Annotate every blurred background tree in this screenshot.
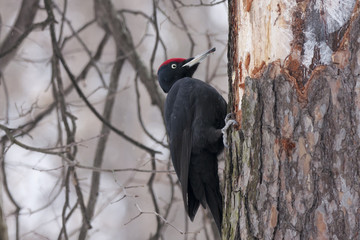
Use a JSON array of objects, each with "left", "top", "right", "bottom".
[{"left": 0, "top": 0, "right": 228, "bottom": 239}]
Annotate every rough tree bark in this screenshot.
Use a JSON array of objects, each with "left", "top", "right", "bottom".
[{"left": 223, "top": 0, "right": 360, "bottom": 239}]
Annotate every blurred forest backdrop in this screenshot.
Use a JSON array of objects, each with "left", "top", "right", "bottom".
[{"left": 0, "top": 0, "right": 228, "bottom": 239}]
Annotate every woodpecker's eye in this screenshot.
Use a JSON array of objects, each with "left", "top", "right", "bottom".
[{"left": 171, "top": 64, "right": 177, "bottom": 69}]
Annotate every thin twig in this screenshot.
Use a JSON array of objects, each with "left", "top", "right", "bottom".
[
  {"left": 0, "top": 124, "right": 66, "bottom": 155},
  {"left": 174, "top": 0, "right": 226, "bottom": 8},
  {"left": 125, "top": 203, "right": 198, "bottom": 236},
  {"left": 171, "top": 0, "right": 195, "bottom": 56},
  {"left": 134, "top": 75, "right": 168, "bottom": 148},
  {"left": 117, "top": 9, "right": 152, "bottom": 21},
  {"left": 74, "top": 163, "right": 174, "bottom": 174},
  {"left": 57, "top": 0, "right": 68, "bottom": 43},
  {"left": 53, "top": 3, "right": 107, "bottom": 87},
  {"left": 159, "top": 161, "right": 176, "bottom": 237},
  {"left": 60, "top": 19, "right": 97, "bottom": 50},
  {"left": 150, "top": 0, "right": 160, "bottom": 75},
  {"left": 148, "top": 153, "right": 162, "bottom": 240}
]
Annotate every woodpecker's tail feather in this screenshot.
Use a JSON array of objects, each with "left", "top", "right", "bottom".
[
  {"left": 205, "top": 177, "right": 223, "bottom": 234},
  {"left": 187, "top": 152, "right": 223, "bottom": 234},
  {"left": 187, "top": 183, "right": 200, "bottom": 221}
]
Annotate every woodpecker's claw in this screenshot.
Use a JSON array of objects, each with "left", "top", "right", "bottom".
[{"left": 222, "top": 113, "right": 238, "bottom": 148}]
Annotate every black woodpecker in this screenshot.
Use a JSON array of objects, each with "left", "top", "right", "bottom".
[{"left": 157, "top": 48, "right": 225, "bottom": 234}]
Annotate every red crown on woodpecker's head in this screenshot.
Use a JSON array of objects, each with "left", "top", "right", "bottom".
[{"left": 158, "top": 58, "right": 186, "bottom": 71}]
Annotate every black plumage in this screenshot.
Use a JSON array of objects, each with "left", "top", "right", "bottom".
[{"left": 157, "top": 48, "right": 226, "bottom": 233}]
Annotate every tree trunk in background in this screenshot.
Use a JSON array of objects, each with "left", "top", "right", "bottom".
[
  {"left": 0, "top": 1, "right": 39, "bottom": 240},
  {"left": 0, "top": 147, "right": 8, "bottom": 240},
  {"left": 223, "top": 0, "right": 360, "bottom": 239},
  {"left": 0, "top": 0, "right": 39, "bottom": 71}
]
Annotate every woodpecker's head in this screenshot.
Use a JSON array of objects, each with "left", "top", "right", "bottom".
[{"left": 157, "top": 47, "right": 216, "bottom": 93}]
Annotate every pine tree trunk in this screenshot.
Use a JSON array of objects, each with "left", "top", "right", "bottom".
[{"left": 223, "top": 1, "right": 360, "bottom": 239}]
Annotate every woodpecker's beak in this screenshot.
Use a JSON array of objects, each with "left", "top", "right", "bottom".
[{"left": 182, "top": 47, "right": 216, "bottom": 67}]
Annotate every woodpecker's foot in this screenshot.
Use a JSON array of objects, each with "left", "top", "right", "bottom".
[{"left": 222, "top": 113, "right": 238, "bottom": 148}]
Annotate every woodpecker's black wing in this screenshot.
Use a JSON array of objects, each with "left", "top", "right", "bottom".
[
  {"left": 164, "top": 78, "right": 194, "bottom": 215},
  {"left": 164, "top": 77, "right": 226, "bottom": 225}
]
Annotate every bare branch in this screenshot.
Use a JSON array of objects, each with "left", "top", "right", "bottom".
[
  {"left": 148, "top": 153, "right": 162, "bottom": 240},
  {"left": 150, "top": 0, "right": 160, "bottom": 75},
  {"left": 94, "top": 0, "right": 165, "bottom": 114},
  {"left": 117, "top": 9, "right": 152, "bottom": 22},
  {"left": 1, "top": 143, "right": 21, "bottom": 240},
  {"left": 0, "top": 142, "right": 9, "bottom": 240},
  {"left": 0, "top": 0, "right": 40, "bottom": 71},
  {"left": 170, "top": 0, "right": 195, "bottom": 56},
  {"left": 0, "top": 74, "right": 10, "bottom": 124},
  {"left": 174, "top": 0, "right": 226, "bottom": 8},
  {"left": 57, "top": 0, "right": 68, "bottom": 43},
  {"left": 45, "top": 0, "right": 160, "bottom": 155},
  {"left": 53, "top": 3, "right": 107, "bottom": 87},
  {"left": 60, "top": 19, "right": 97, "bottom": 50},
  {"left": 135, "top": 75, "right": 168, "bottom": 148},
  {"left": 58, "top": 169, "right": 71, "bottom": 240},
  {"left": 125, "top": 203, "right": 199, "bottom": 236},
  {"left": 0, "top": 124, "right": 66, "bottom": 155},
  {"left": 78, "top": 45, "right": 125, "bottom": 240},
  {"left": 74, "top": 163, "right": 174, "bottom": 174},
  {"left": 45, "top": 2, "right": 91, "bottom": 233},
  {"left": 0, "top": 32, "right": 109, "bottom": 146}
]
